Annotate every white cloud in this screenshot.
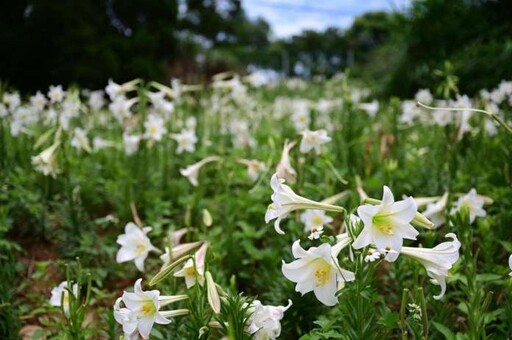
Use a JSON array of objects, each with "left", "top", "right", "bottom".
[{"left": 243, "top": 0, "right": 408, "bottom": 38}]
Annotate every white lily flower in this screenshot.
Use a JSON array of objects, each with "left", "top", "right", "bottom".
[
  {"left": 450, "top": 188, "right": 486, "bottom": 224},
  {"left": 121, "top": 279, "right": 172, "bottom": 339},
  {"left": 352, "top": 186, "right": 418, "bottom": 256},
  {"left": 247, "top": 299, "right": 292, "bottom": 340},
  {"left": 308, "top": 226, "right": 324, "bottom": 240},
  {"left": 179, "top": 156, "right": 220, "bottom": 187},
  {"left": 282, "top": 241, "right": 355, "bottom": 306},
  {"left": 123, "top": 133, "right": 141, "bottom": 156},
  {"left": 48, "top": 85, "right": 65, "bottom": 104},
  {"left": 358, "top": 100, "right": 379, "bottom": 118},
  {"left": 70, "top": 128, "right": 91, "bottom": 152},
  {"left": 143, "top": 114, "right": 167, "bottom": 142},
  {"left": 31, "top": 142, "right": 60, "bottom": 178},
  {"left": 387, "top": 233, "right": 461, "bottom": 300},
  {"left": 171, "top": 129, "right": 198, "bottom": 154},
  {"left": 114, "top": 297, "right": 139, "bottom": 340},
  {"left": 116, "top": 222, "right": 159, "bottom": 272},
  {"left": 49, "top": 281, "right": 78, "bottom": 316},
  {"left": 174, "top": 242, "right": 208, "bottom": 288},
  {"left": 422, "top": 192, "right": 449, "bottom": 229},
  {"left": 238, "top": 159, "right": 267, "bottom": 182},
  {"left": 276, "top": 141, "right": 297, "bottom": 183},
  {"left": 265, "top": 174, "right": 345, "bottom": 234},
  {"left": 300, "top": 209, "right": 333, "bottom": 233},
  {"left": 299, "top": 129, "right": 331, "bottom": 155}
]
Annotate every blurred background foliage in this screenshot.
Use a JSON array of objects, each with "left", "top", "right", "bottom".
[{"left": 1, "top": 0, "right": 512, "bottom": 97}]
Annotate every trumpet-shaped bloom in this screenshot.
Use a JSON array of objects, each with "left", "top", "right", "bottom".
[
  {"left": 49, "top": 281, "right": 78, "bottom": 316},
  {"left": 299, "top": 129, "right": 331, "bottom": 155},
  {"left": 421, "top": 192, "right": 449, "bottom": 229},
  {"left": 116, "top": 222, "right": 159, "bottom": 272},
  {"left": 265, "top": 174, "right": 344, "bottom": 234},
  {"left": 282, "top": 241, "right": 355, "bottom": 306},
  {"left": 121, "top": 279, "right": 172, "bottom": 339},
  {"left": 247, "top": 300, "right": 292, "bottom": 340},
  {"left": 387, "top": 233, "right": 461, "bottom": 300},
  {"left": 352, "top": 186, "right": 418, "bottom": 256},
  {"left": 180, "top": 156, "right": 220, "bottom": 186},
  {"left": 70, "top": 128, "right": 91, "bottom": 152},
  {"left": 31, "top": 142, "right": 60, "bottom": 178},
  {"left": 276, "top": 141, "right": 297, "bottom": 183},
  {"left": 450, "top": 188, "right": 486, "bottom": 224},
  {"left": 174, "top": 242, "right": 208, "bottom": 288},
  {"left": 358, "top": 100, "right": 379, "bottom": 118}
]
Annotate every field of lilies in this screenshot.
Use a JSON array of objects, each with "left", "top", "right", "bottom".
[{"left": 1, "top": 73, "right": 512, "bottom": 339}]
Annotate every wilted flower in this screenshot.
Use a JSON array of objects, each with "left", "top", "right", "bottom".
[
  {"left": 387, "top": 233, "right": 461, "bottom": 300},
  {"left": 275, "top": 141, "right": 297, "bottom": 183},
  {"left": 282, "top": 241, "right": 354, "bottom": 306},
  {"left": 450, "top": 188, "right": 487, "bottom": 224},
  {"left": 171, "top": 129, "right": 198, "bottom": 154},
  {"left": 180, "top": 156, "right": 220, "bottom": 186},
  {"left": 299, "top": 129, "right": 331, "bottom": 155},
  {"left": 352, "top": 186, "right": 418, "bottom": 257},
  {"left": 49, "top": 281, "right": 78, "bottom": 316},
  {"left": 265, "top": 174, "right": 345, "bottom": 234},
  {"left": 116, "top": 222, "right": 159, "bottom": 272},
  {"left": 247, "top": 300, "right": 292, "bottom": 340}
]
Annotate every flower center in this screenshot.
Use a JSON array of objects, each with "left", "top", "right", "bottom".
[
  {"left": 141, "top": 302, "right": 156, "bottom": 315},
  {"left": 135, "top": 243, "right": 146, "bottom": 254},
  {"left": 312, "top": 215, "right": 324, "bottom": 226},
  {"left": 185, "top": 266, "right": 196, "bottom": 276},
  {"left": 148, "top": 125, "right": 159, "bottom": 136},
  {"left": 314, "top": 260, "right": 332, "bottom": 286},
  {"left": 372, "top": 214, "right": 394, "bottom": 235}
]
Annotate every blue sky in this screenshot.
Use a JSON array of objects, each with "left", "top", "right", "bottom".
[{"left": 243, "top": 0, "right": 410, "bottom": 39}]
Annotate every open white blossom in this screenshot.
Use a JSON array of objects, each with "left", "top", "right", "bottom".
[
  {"left": 48, "top": 85, "right": 65, "bottom": 104},
  {"left": 31, "top": 142, "right": 60, "bottom": 177},
  {"left": 265, "top": 174, "right": 345, "bottom": 234},
  {"left": 300, "top": 209, "right": 333, "bottom": 233},
  {"left": 119, "top": 279, "right": 173, "bottom": 339},
  {"left": 364, "top": 249, "right": 381, "bottom": 263},
  {"left": 172, "top": 129, "right": 198, "bottom": 154},
  {"left": 299, "top": 129, "right": 331, "bottom": 155},
  {"left": 387, "top": 233, "right": 461, "bottom": 300},
  {"left": 352, "top": 186, "right": 418, "bottom": 257},
  {"left": 49, "top": 281, "right": 78, "bottom": 316},
  {"left": 180, "top": 156, "right": 220, "bottom": 186},
  {"left": 308, "top": 226, "right": 324, "bottom": 240},
  {"left": 174, "top": 242, "right": 208, "bottom": 288},
  {"left": 450, "top": 188, "right": 486, "bottom": 223},
  {"left": 282, "top": 241, "right": 355, "bottom": 306},
  {"left": 116, "top": 222, "right": 159, "bottom": 272},
  {"left": 247, "top": 300, "right": 292, "bottom": 340},
  {"left": 144, "top": 114, "right": 167, "bottom": 142}
]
